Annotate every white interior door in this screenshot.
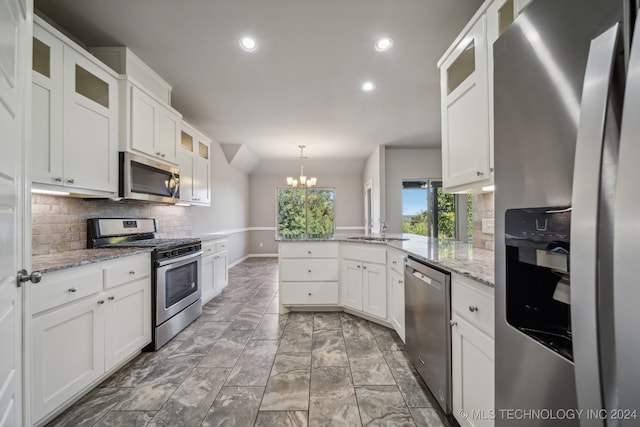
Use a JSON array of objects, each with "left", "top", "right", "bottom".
[{"left": 0, "top": 0, "right": 30, "bottom": 425}]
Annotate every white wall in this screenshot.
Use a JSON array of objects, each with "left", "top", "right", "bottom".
[
  {"left": 190, "top": 141, "right": 251, "bottom": 264},
  {"left": 363, "top": 146, "right": 386, "bottom": 232},
  {"left": 385, "top": 148, "right": 442, "bottom": 233}
]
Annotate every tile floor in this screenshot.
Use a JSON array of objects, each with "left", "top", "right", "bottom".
[{"left": 48, "top": 257, "right": 454, "bottom": 427}]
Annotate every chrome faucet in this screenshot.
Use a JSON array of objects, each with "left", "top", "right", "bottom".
[{"left": 379, "top": 218, "right": 388, "bottom": 238}]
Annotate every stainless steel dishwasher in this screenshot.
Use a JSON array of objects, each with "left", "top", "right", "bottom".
[{"left": 404, "top": 256, "right": 452, "bottom": 414}]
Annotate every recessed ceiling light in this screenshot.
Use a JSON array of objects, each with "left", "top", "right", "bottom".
[
  {"left": 239, "top": 37, "right": 258, "bottom": 52},
  {"left": 361, "top": 81, "right": 376, "bottom": 92},
  {"left": 375, "top": 37, "right": 393, "bottom": 52}
]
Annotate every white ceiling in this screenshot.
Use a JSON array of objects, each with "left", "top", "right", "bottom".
[{"left": 35, "top": 0, "right": 482, "bottom": 161}]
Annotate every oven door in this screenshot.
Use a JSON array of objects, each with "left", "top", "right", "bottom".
[{"left": 156, "top": 252, "right": 202, "bottom": 325}]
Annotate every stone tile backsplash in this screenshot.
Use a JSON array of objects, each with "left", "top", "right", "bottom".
[
  {"left": 472, "top": 192, "right": 494, "bottom": 251},
  {"left": 32, "top": 194, "right": 191, "bottom": 255}
]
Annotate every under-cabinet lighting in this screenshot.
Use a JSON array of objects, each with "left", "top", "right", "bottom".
[
  {"left": 31, "top": 188, "right": 70, "bottom": 196},
  {"left": 482, "top": 185, "right": 495, "bottom": 192},
  {"left": 175, "top": 202, "right": 191, "bottom": 207}
]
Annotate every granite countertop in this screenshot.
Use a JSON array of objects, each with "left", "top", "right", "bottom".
[
  {"left": 277, "top": 233, "right": 495, "bottom": 287},
  {"left": 32, "top": 247, "right": 153, "bottom": 274}
]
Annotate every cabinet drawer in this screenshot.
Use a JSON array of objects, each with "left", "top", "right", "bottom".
[
  {"left": 279, "top": 242, "right": 339, "bottom": 258},
  {"left": 341, "top": 244, "right": 386, "bottom": 264},
  {"left": 103, "top": 254, "right": 150, "bottom": 289},
  {"left": 215, "top": 240, "right": 227, "bottom": 252},
  {"left": 452, "top": 274, "right": 494, "bottom": 337},
  {"left": 280, "top": 282, "right": 339, "bottom": 305},
  {"left": 280, "top": 259, "right": 339, "bottom": 282},
  {"left": 388, "top": 250, "right": 406, "bottom": 274},
  {"left": 32, "top": 266, "right": 103, "bottom": 315},
  {"left": 202, "top": 241, "right": 217, "bottom": 256}
]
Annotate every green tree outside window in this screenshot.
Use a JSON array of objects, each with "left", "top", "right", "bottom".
[{"left": 277, "top": 188, "right": 335, "bottom": 237}]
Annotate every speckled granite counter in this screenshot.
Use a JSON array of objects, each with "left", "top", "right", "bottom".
[
  {"left": 32, "top": 248, "right": 153, "bottom": 274},
  {"left": 277, "top": 233, "right": 495, "bottom": 287}
]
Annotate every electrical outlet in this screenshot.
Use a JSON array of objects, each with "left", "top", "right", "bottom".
[{"left": 481, "top": 218, "right": 495, "bottom": 235}]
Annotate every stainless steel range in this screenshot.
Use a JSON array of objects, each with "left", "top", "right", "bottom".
[{"left": 88, "top": 218, "right": 202, "bottom": 350}]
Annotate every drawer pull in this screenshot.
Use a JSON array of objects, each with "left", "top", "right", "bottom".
[
  {"left": 308, "top": 269, "right": 312, "bottom": 273},
  {"left": 363, "top": 265, "right": 367, "bottom": 270},
  {"left": 450, "top": 320, "right": 458, "bottom": 327},
  {"left": 308, "top": 250, "right": 312, "bottom": 254},
  {"left": 97, "top": 300, "right": 105, "bottom": 305},
  {"left": 108, "top": 296, "right": 115, "bottom": 301},
  {"left": 399, "top": 280, "right": 403, "bottom": 284},
  {"left": 392, "top": 261, "right": 397, "bottom": 264},
  {"left": 308, "top": 292, "right": 312, "bottom": 296},
  {"left": 468, "top": 305, "right": 479, "bottom": 313},
  {"left": 68, "top": 287, "right": 77, "bottom": 293},
  {"left": 357, "top": 265, "right": 361, "bottom": 269},
  {"left": 129, "top": 270, "right": 136, "bottom": 275}
]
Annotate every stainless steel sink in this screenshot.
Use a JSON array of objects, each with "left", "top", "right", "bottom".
[{"left": 346, "top": 236, "right": 408, "bottom": 242}]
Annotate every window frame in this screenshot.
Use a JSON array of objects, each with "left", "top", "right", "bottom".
[{"left": 275, "top": 186, "right": 336, "bottom": 238}]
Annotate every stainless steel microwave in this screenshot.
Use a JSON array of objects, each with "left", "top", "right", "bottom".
[{"left": 119, "top": 152, "right": 180, "bottom": 204}]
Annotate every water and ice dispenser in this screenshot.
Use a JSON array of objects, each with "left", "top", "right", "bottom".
[{"left": 505, "top": 207, "right": 573, "bottom": 361}]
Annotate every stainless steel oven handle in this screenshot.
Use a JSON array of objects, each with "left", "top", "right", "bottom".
[{"left": 157, "top": 251, "right": 203, "bottom": 267}]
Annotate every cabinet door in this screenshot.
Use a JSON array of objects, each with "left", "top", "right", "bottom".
[
  {"left": 63, "top": 46, "right": 118, "bottom": 193},
  {"left": 131, "top": 86, "right": 158, "bottom": 159},
  {"left": 158, "top": 106, "right": 179, "bottom": 164},
  {"left": 32, "top": 297, "right": 105, "bottom": 423},
  {"left": 362, "top": 262, "right": 386, "bottom": 319},
  {"left": 178, "top": 128, "right": 195, "bottom": 202},
  {"left": 389, "top": 269, "right": 405, "bottom": 342},
  {"left": 104, "top": 279, "right": 152, "bottom": 371},
  {"left": 341, "top": 260, "right": 363, "bottom": 311},
  {"left": 32, "top": 24, "right": 64, "bottom": 186},
  {"left": 213, "top": 251, "right": 228, "bottom": 294},
  {"left": 201, "top": 254, "right": 215, "bottom": 304},
  {"left": 440, "top": 16, "right": 490, "bottom": 190},
  {"left": 486, "top": 0, "right": 519, "bottom": 176},
  {"left": 452, "top": 316, "right": 495, "bottom": 427},
  {"left": 193, "top": 138, "right": 210, "bottom": 204}
]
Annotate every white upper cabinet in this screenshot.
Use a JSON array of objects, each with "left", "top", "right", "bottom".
[
  {"left": 127, "top": 83, "right": 180, "bottom": 165},
  {"left": 439, "top": 15, "right": 491, "bottom": 192},
  {"left": 439, "top": 0, "right": 532, "bottom": 193},
  {"left": 178, "top": 122, "right": 211, "bottom": 206},
  {"left": 32, "top": 18, "right": 118, "bottom": 195}
]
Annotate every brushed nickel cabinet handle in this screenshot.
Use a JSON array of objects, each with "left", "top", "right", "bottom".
[
  {"left": 68, "top": 287, "right": 77, "bottom": 293},
  {"left": 468, "top": 306, "right": 479, "bottom": 312}
]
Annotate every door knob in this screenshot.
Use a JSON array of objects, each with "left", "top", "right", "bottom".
[{"left": 17, "top": 270, "right": 42, "bottom": 286}]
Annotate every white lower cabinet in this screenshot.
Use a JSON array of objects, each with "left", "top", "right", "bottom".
[
  {"left": 32, "top": 297, "right": 105, "bottom": 423},
  {"left": 388, "top": 250, "right": 406, "bottom": 342},
  {"left": 202, "top": 239, "right": 228, "bottom": 304},
  {"left": 31, "top": 253, "right": 151, "bottom": 425},
  {"left": 279, "top": 242, "right": 339, "bottom": 306},
  {"left": 340, "top": 245, "right": 387, "bottom": 320},
  {"left": 388, "top": 268, "right": 405, "bottom": 342},
  {"left": 451, "top": 273, "right": 495, "bottom": 427}
]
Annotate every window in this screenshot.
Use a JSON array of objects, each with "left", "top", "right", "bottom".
[
  {"left": 277, "top": 188, "right": 335, "bottom": 238},
  {"left": 402, "top": 180, "right": 472, "bottom": 240}
]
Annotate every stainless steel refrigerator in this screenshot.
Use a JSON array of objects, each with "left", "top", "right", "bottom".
[{"left": 494, "top": 0, "right": 640, "bottom": 426}]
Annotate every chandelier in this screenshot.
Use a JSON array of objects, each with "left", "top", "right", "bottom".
[{"left": 286, "top": 145, "right": 317, "bottom": 188}]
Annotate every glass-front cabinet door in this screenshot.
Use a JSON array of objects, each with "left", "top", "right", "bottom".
[
  {"left": 63, "top": 46, "right": 118, "bottom": 193},
  {"left": 31, "top": 24, "right": 64, "bottom": 185},
  {"left": 440, "top": 15, "right": 490, "bottom": 190}
]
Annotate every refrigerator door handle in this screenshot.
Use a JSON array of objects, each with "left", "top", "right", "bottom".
[
  {"left": 570, "top": 22, "right": 620, "bottom": 425},
  {"left": 614, "top": 11, "right": 640, "bottom": 426}
]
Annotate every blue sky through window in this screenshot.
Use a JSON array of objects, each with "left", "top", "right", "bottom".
[{"left": 402, "top": 188, "right": 428, "bottom": 215}]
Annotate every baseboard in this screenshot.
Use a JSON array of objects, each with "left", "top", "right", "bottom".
[{"left": 229, "top": 253, "right": 278, "bottom": 268}]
